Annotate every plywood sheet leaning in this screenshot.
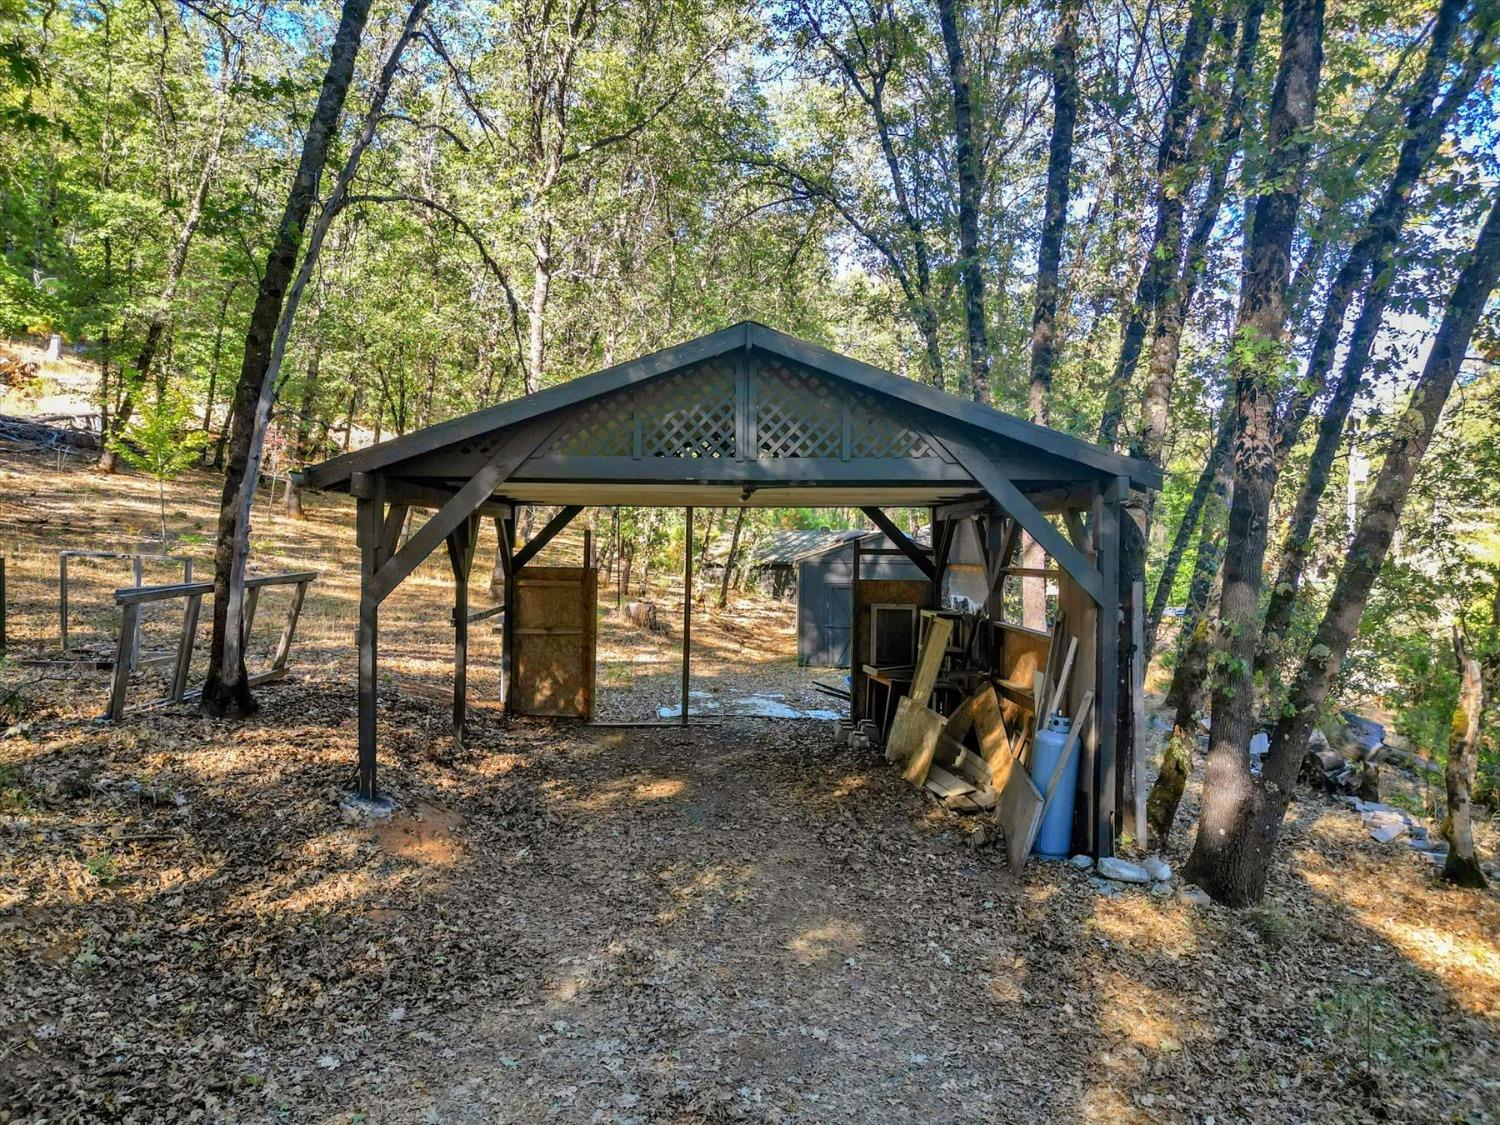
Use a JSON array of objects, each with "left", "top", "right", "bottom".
[
  {"left": 997, "top": 763, "right": 1045, "bottom": 873},
  {"left": 908, "top": 613, "right": 954, "bottom": 706},
  {"left": 944, "top": 684, "right": 1012, "bottom": 770},
  {"left": 887, "top": 696, "right": 945, "bottom": 785}
]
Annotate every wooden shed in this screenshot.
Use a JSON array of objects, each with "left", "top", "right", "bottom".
[
  {"left": 795, "top": 532, "right": 928, "bottom": 668},
  {"left": 296, "top": 322, "right": 1160, "bottom": 857}
]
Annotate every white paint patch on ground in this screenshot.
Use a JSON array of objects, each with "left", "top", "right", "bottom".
[{"left": 658, "top": 692, "right": 841, "bottom": 721}]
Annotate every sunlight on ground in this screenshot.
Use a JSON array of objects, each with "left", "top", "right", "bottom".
[
  {"left": 827, "top": 773, "right": 873, "bottom": 799},
  {"left": 1088, "top": 894, "right": 1200, "bottom": 959},
  {"left": 787, "top": 920, "right": 865, "bottom": 967},
  {"left": 1096, "top": 970, "right": 1189, "bottom": 1054},
  {"left": 984, "top": 953, "right": 1029, "bottom": 1003},
  {"left": 1303, "top": 857, "right": 1500, "bottom": 1020},
  {"left": 651, "top": 859, "right": 761, "bottom": 926},
  {"left": 560, "top": 773, "right": 689, "bottom": 811}
]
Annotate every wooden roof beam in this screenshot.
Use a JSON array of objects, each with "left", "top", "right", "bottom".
[{"left": 860, "top": 506, "right": 936, "bottom": 580}]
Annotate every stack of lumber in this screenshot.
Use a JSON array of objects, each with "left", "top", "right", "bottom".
[
  {"left": 865, "top": 614, "right": 1005, "bottom": 813},
  {"left": 854, "top": 609, "right": 1091, "bottom": 874}
]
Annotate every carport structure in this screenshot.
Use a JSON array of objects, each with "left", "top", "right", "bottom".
[{"left": 298, "top": 322, "right": 1160, "bottom": 856}]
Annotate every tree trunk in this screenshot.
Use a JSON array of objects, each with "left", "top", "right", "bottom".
[
  {"left": 1028, "top": 0, "right": 1079, "bottom": 420},
  {"left": 1253, "top": 191, "right": 1500, "bottom": 879},
  {"left": 1444, "top": 626, "right": 1488, "bottom": 889},
  {"left": 1095, "top": 0, "right": 1215, "bottom": 448},
  {"left": 1146, "top": 430, "right": 1233, "bottom": 840},
  {"left": 937, "top": 0, "right": 990, "bottom": 405},
  {"left": 199, "top": 280, "right": 238, "bottom": 461},
  {"left": 203, "top": 0, "right": 430, "bottom": 719},
  {"left": 1258, "top": 1, "right": 1491, "bottom": 675},
  {"left": 285, "top": 346, "right": 321, "bottom": 519},
  {"left": 1146, "top": 408, "right": 1232, "bottom": 651},
  {"left": 1023, "top": 30, "right": 1079, "bottom": 632},
  {"left": 696, "top": 507, "right": 723, "bottom": 581},
  {"left": 525, "top": 221, "right": 552, "bottom": 395},
  {"left": 1182, "top": 0, "right": 1327, "bottom": 907},
  {"left": 719, "top": 507, "right": 745, "bottom": 609},
  {"left": 199, "top": 0, "right": 379, "bottom": 716},
  {"left": 1135, "top": 0, "right": 1264, "bottom": 475}
]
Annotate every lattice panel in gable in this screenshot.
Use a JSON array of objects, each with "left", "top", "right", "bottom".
[
  {"left": 543, "top": 396, "right": 636, "bottom": 457},
  {"left": 755, "top": 361, "right": 844, "bottom": 459},
  {"left": 847, "top": 395, "right": 944, "bottom": 460},
  {"left": 452, "top": 434, "right": 505, "bottom": 460},
  {"left": 640, "top": 360, "right": 736, "bottom": 458}
]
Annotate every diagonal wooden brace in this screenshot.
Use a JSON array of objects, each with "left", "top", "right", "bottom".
[
  {"left": 937, "top": 429, "right": 1104, "bottom": 605},
  {"left": 512, "top": 505, "right": 583, "bottom": 572},
  {"left": 368, "top": 418, "right": 556, "bottom": 605},
  {"left": 860, "top": 506, "right": 936, "bottom": 580}
]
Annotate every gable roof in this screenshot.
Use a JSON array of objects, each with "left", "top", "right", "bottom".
[
  {"left": 300, "top": 322, "right": 1161, "bottom": 493},
  {"left": 746, "top": 529, "right": 865, "bottom": 566}
]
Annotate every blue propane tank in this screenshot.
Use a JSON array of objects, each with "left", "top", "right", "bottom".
[{"left": 1030, "top": 713, "right": 1077, "bottom": 859}]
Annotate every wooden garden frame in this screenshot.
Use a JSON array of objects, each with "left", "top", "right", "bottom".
[{"left": 105, "top": 571, "right": 316, "bottom": 720}]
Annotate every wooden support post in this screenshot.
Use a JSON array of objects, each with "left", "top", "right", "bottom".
[
  {"left": 932, "top": 515, "right": 956, "bottom": 605},
  {"left": 0, "top": 554, "right": 6, "bottom": 654},
  {"left": 1130, "top": 578, "right": 1148, "bottom": 848},
  {"left": 169, "top": 593, "right": 202, "bottom": 703},
  {"left": 354, "top": 475, "right": 385, "bottom": 801},
  {"left": 851, "top": 532, "right": 864, "bottom": 718},
  {"left": 500, "top": 511, "right": 516, "bottom": 711},
  {"left": 446, "top": 514, "right": 480, "bottom": 742},
  {"left": 59, "top": 552, "right": 68, "bottom": 652},
  {"left": 1092, "top": 480, "right": 1124, "bottom": 857},
  {"left": 681, "top": 506, "right": 692, "bottom": 727},
  {"left": 130, "top": 555, "right": 143, "bottom": 669},
  {"left": 982, "top": 510, "right": 1006, "bottom": 619},
  {"left": 107, "top": 602, "right": 138, "bottom": 721}
]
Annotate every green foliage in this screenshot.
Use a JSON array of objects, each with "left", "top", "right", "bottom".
[
  {"left": 83, "top": 850, "right": 117, "bottom": 885},
  {"left": 114, "top": 389, "right": 208, "bottom": 483},
  {"left": 1314, "top": 983, "right": 1452, "bottom": 1079},
  {"left": 112, "top": 389, "right": 209, "bottom": 542},
  {"left": 1245, "top": 903, "right": 1301, "bottom": 949}
]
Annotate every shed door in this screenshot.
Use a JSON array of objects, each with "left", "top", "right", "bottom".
[
  {"left": 824, "top": 582, "right": 852, "bottom": 667},
  {"left": 511, "top": 566, "right": 597, "bottom": 719}
]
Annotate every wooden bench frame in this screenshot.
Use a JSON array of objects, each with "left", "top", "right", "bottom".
[
  {"left": 104, "top": 571, "right": 317, "bottom": 720},
  {"left": 61, "top": 549, "right": 193, "bottom": 668}
]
